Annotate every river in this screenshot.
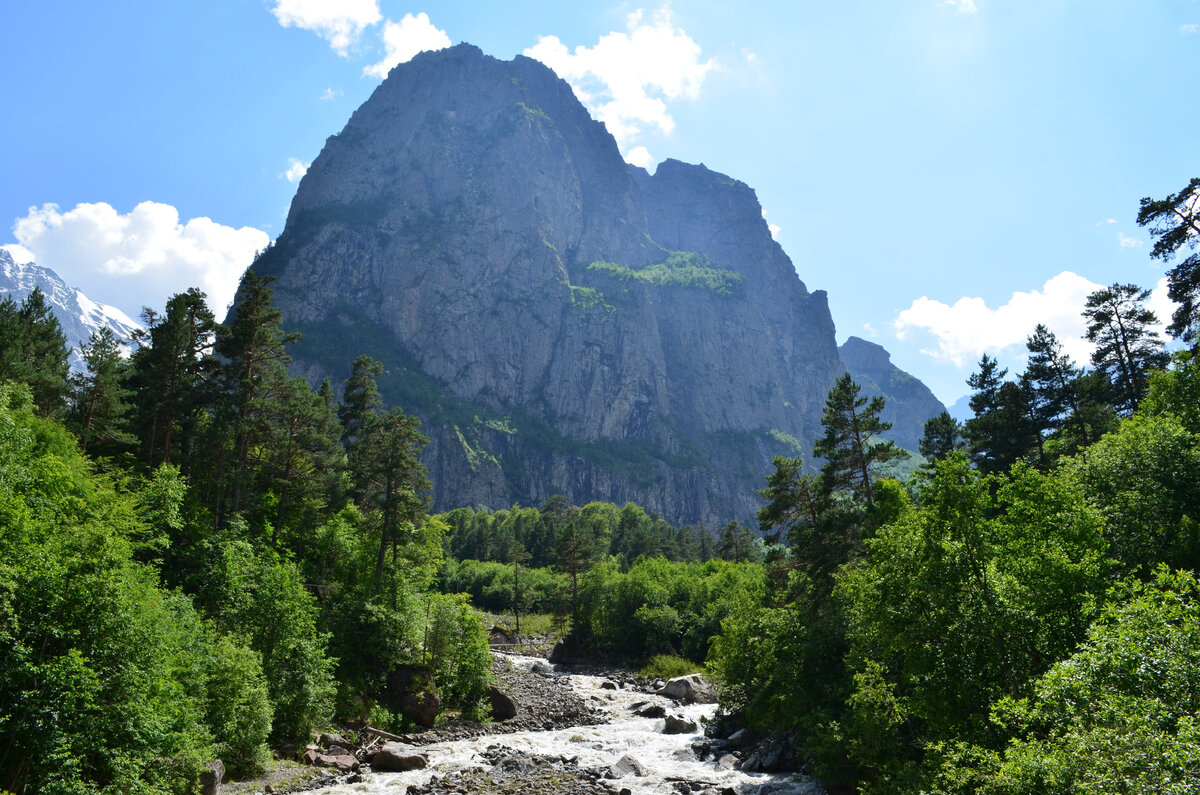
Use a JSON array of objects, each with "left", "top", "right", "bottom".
[{"left": 308, "top": 655, "right": 825, "bottom": 795}]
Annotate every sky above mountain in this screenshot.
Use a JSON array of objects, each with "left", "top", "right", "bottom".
[{"left": 2, "top": 1, "right": 1196, "bottom": 403}]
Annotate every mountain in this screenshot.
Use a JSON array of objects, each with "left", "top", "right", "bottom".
[
  {"left": 838, "top": 336, "right": 946, "bottom": 452},
  {"left": 947, "top": 394, "right": 974, "bottom": 423},
  {"left": 250, "top": 44, "right": 932, "bottom": 525},
  {"left": 1, "top": 248, "right": 141, "bottom": 370}
]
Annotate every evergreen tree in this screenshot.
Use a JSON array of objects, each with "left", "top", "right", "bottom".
[
  {"left": 918, "top": 410, "right": 965, "bottom": 464},
  {"left": 813, "top": 373, "right": 907, "bottom": 509},
  {"left": 69, "top": 327, "right": 135, "bottom": 456},
  {"left": 1023, "top": 323, "right": 1108, "bottom": 459},
  {"left": 129, "top": 288, "right": 218, "bottom": 470},
  {"left": 964, "top": 355, "right": 1038, "bottom": 472},
  {"left": 212, "top": 271, "right": 300, "bottom": 523},
  {"left": 0, "top": 288, "right": 70, "bottom": 415},
  {"left": 356, "top": 407, "right": 430, "bottom": 578},
  {"left": 554, "top": 508, "right": 595, "bottom": 636},
  {"left": 1137, "top": 177, "right": 1200, "bottom": 346},
  {"left": 1083, "top": 283, "right": 1169, "bottom": 414}
]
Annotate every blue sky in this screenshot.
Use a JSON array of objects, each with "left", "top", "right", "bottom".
[{"left": 2, "top": 1, "right": 1197, "bottom": 404}]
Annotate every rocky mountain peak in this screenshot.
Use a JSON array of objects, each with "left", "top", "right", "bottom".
[{"left": 251, "top": 45, "right": 934, "bottom": 524}]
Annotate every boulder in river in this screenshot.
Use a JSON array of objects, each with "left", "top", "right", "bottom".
[
  {"left": 635, "top": 703, "right": 666, "bottom": 719},
  {"left": 606, "top": 754, "right": 649, "bottom": 778},
  {"left": 373, "top": 741, "right": 429, "bottom": 771},
  {"left": 659, "top": 674, "right": 717, "bottom": 704},
  {"left": 663, "top": 714, "right": 699, "bottom": 734},
  {"left": 489, "top": 686, "right": 518, "bottom": 720}
]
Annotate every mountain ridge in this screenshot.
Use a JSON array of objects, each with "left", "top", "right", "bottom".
[{"left": 1, "top": 248, "right": 141, "bottom": 370}]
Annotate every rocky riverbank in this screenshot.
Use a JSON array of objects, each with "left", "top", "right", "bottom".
[{"left": 225, "top": 653, "right": 823, "bottom": 795}]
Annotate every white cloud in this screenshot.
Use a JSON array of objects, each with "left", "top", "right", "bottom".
[
  {"left": 940, "top": 0, "right": 979, "bottom": 12},
  {"left": 1118, "top": 232, "right": 1144, "bottom": 248},
  {"left": 363, "top": 13, "right": 451, "bottom": 78},
  {"left": 283, "top": 158, "right": 310, "bottom": 183},
  {"left": 625, "top": 145, "right": 654, "bottom": 169},
  {"left": 761, "top": 209, "right": 781, "bottom": 240},
  {"left": 270, "top": 0, "right": 381, "bottom": 56},
  {"left": 1097, "top": 217, "right": 1117, "bottom": 226},
  {"left": 320, "top": 87, "right": 342, "bottom": 101},
  {"left": 1181, "top": 23, "right": 1198, "bottom": 35},
  {"left": 9, "top": 201, "right": 269, "bottom": 319},
  {"left": 523, "top": 7, "right": 716, "bottom": 154},
  {"left": 893, "top": 271, "right": 1104, "bottom": 367}
]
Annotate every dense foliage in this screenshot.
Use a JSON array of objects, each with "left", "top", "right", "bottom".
[
  {"left": 0, "top": 270, "right": 492, "bottom": 793},
  {"left": 4, "top": 176, "right": 1199, "bottom": 794},
  {"left": 706, "top": 180, "right": 1200, "bottom": 791}
]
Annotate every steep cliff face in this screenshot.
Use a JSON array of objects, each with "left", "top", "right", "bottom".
[
  {"left": 252, "top": 44, "right": 913, "bottom": 525},
  {"left": 839, "top": 336, "right": 946, "bottom": 452}
]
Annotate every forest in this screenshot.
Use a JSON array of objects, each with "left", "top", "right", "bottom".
[{"left": 0, "top": 177, "right": 1198, "bottom": 794}]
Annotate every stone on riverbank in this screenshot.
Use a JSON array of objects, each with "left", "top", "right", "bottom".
[
  {"left": 658, "top": 674, "right": 717, "bottom": 704},
  {"left": 373, "top": 742, "right": 429, "bottom": 771}
]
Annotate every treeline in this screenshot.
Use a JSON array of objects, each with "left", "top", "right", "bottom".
[
  {"left": 435, "top": 498, "right": 766, "bottom": 661},
  {"left": 0, "top": 272, "right": 491, "bottom": 794},
  {"left": 708, "top": 178, "right": 1200, "bottom": 792}
]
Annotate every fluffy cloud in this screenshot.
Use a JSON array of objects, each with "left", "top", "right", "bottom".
[
  {"left": 284, "top": 158, "right": 310, "bottom": 183},
  {"left": 524, "top": 7, "right": 716, "bottom": 155},
  {"left": 363, "top": 13, "right": 451, "bottom": 78},
  {"left": 1118, "top": 232, "right": 1144, "bottom": 248},
  {"left": 940, "top": 0, "right": 979, "bottom": 12},
  {"left": 270, "top": 0, "right": 381, "bottom": 55},
  {"left": 625, "top": 145, "right": 654, "bottom": 169},
  {"left": 9, "top": 202, "right": 269, "bottom": 319},
  {"left": 1, "top": 243, "right": 36, "bottom": 265},
  {"left": 1181, "top": 23, "right": 1198, "bottom": 35},
  {"left": 893, "top": 271, "right": 1105, "bottom": 367}
]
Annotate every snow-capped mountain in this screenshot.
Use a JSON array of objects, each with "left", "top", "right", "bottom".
[{"left": 1, "top": 247, "right": 141, "bottom": 371}]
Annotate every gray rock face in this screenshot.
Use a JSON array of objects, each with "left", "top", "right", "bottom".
[
  {"left": 838, "top": 336, "right": 946, "bottom": 452},
  {"left": 253, "top": 43, "right": 930, "bottom": 525}
]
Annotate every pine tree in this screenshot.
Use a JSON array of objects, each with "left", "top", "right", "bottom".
[
  {"left": 356, "top": 407, "right": 430, "bottom": 578},
  {"left": 1137, "top": 177, "right": 1200, "bottom": 346},
  {"left": 70, "top": 327, "right": 135, "bottom": 456},
  {"left": 964, "top": 355, "right": 1039, "bottom": 472},
  {"left": 919, "top": 410, "right": 965, "bottom": 464},
  {"left": 0, "top": 288, "right": 70, "bottom": 415},
  {"left": 212, "top": 271, "right": 300, "bottom": 523},
  {"left": 129, "top": 288, "right": 219, "bottom": 470},
  {"left": 1023, "top": 323, "right": 1103, "bottom": 459},
  {"left": 813, "top": 373, "right": 907, "bottom": 509},
  {"left": 1083, "top": 283, "right": 1169, "bottom": 414}
]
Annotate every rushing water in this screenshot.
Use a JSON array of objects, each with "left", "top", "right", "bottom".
[{"left": 311, "top": 655, "right": 823, "bottom": 795}]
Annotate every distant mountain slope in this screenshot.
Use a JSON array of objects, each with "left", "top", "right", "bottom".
[
  {"left": 838, "top": 336, "right": 946, "bottom": 452},
  {"left": 1, "top": 248, "right": 140, "bottom": 370},
  {"left": 248, "top": 44, "right": 938, "bottom": 525}
]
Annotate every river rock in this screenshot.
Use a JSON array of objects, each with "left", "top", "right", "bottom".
[
  {"left": 319, "top": 732, "right": 350, "bottom": 748},
  {"left": 314, "top": 752, "right": 359, "bottom": 772},
  {"left": 199, "top": 760, "right": 224, "bottom": 795},
  {"left": 664, "top": 714, "right": 699, "bottom": 735},
  {"left": 489, "top": 686, "right": 518, "bottom": 720},
  {"left": 725, "top": 728, "right": 751, "bottom": 748},
  {"left": 605, "top": 754, "right": 649, "bottom": 778},
  {"left": 659, "top": 674, "right": 717, "bottom": 704},
  {"left": 373, "top": 742, "right": 429, "bottom": 771},
  {"left": 635, "top": 703, "right": 666, "bottom": 718}
]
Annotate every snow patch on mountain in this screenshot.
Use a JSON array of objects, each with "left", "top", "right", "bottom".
[{"left": 1, "top": 246, "right": 141, "bottom": 370}]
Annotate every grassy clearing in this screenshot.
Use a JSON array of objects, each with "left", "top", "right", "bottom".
[{"left": 638, "top": 654, "right": 704, "bottom": 680}]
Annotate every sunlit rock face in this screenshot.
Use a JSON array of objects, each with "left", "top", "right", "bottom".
[{"left": 251, "top": 44, "right": 929, "bottom": 525}]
